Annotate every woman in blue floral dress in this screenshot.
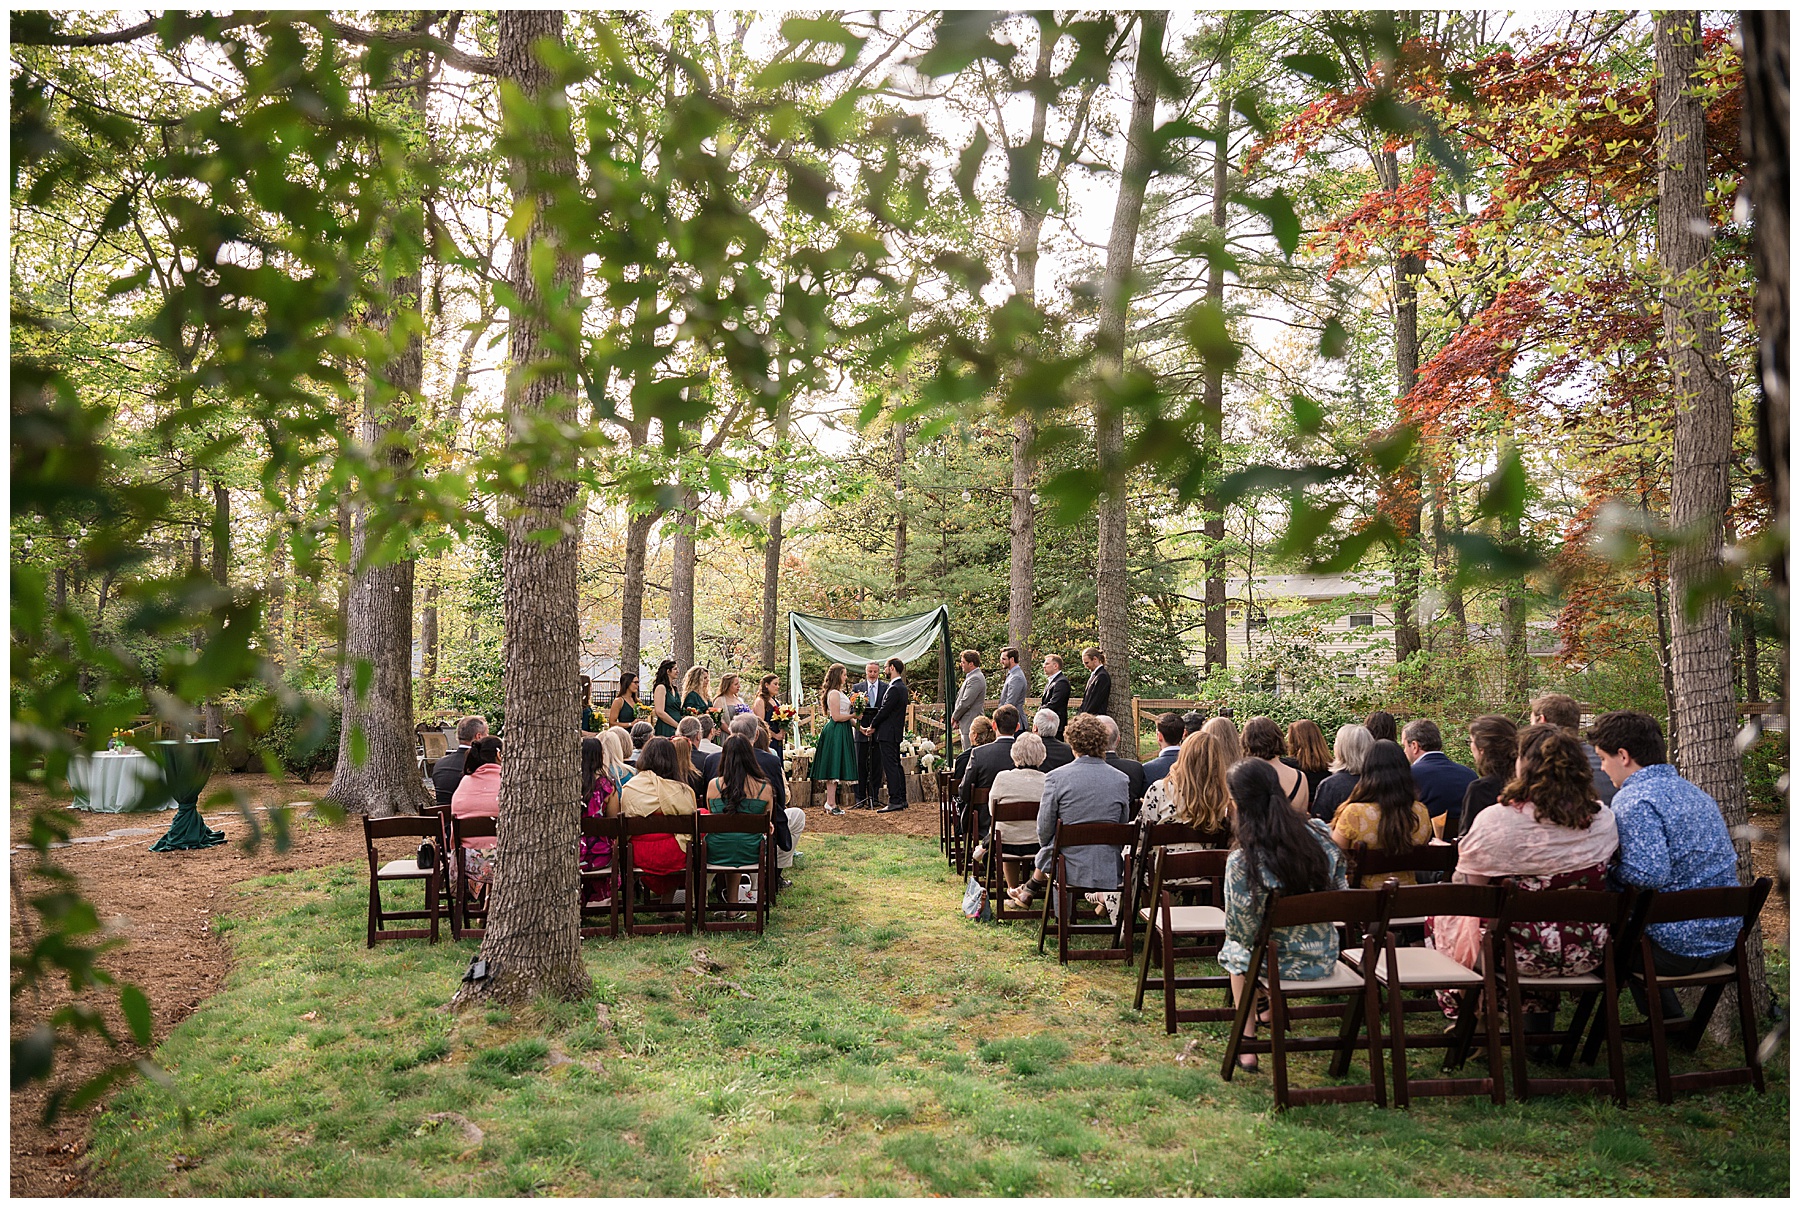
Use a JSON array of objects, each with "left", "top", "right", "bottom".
[{"left": 1218, "top": 758, "right": 1349, "bottom": 1072}]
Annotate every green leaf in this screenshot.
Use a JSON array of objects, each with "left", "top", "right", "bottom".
[
  {"left": 1290, "top": 393, "right": 1324, "bottom": 436},
  {"left": 914, "top": 11, "right": 1013, "bottom": 77},
  {"left": 11, "top": 1025, "right": 54, "bottom": 1091},
  {"left": 1181, "top": 303, "right": 1240, "bottom": 371},
  {"left": 1319, "top": 316, "right": 1350, "bottom": 359},
  {"left": 120, "top": 984, "right": 153, "bottom": 1047},
  {"left": 102, "top": 266, "right": 154, "bottom": 299},
  {"left": 1240, "top": 189, "right": 1301, "bottom": 258},
  {"left": 1232, "top": 88, "right": 1271, "bottom": 138},
  {"left": 1473, "top": 445, "right": 1527, "bottom": 521},
  {"left": 1282, "top": 53, "right": 1343, "bottom": 87},
  {"left": 785, "top": 162, "right": 833, "bottom": 219},
  {"left": 954, "top": 126, "right": 990, "bottom": 204},
  {"left": 1368, "top": 425, "right": 1419, "bottom": 474}
]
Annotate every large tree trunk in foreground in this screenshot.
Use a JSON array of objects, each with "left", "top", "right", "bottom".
[
  {"left": 1093, "top": 11, "right": 1163, "bottom": 750},
  {"left": 453, "top": 9, "right": 590, "bottom": 1008},
  {"left": 1658, "top": 11, "right": 1763, "bottom": 1020}
]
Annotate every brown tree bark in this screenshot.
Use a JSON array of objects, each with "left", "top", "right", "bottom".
[
  {"left": 266, "top": 508, "right": 287, "bottom": 670},
  {"left": 1202, "top": 33, "right": 1231, "bottom": 674},
  {"left": 670, "top": 482, "right": 697, "bottom": 670},
  {"left": 892, "top": 420, "right": 908, "bottom": 594},
  {"left": 453, "top": 8, "right": 590, "bottom": 1009},
  {"left": 1093, "top": 11, "right": 1163, "bottom": 739},
  {"left": 1740, "top": 11, "right": 1788, "bottom": 621},
  {"left": 760, "top": 397, "right": 791, "bottom": 672},
  {"left": 1376, "top": 146, "right": 1425, "bottom": 663},
  {"left": 1658, "top": 11, "right": 1762, "bottom": 1018}
]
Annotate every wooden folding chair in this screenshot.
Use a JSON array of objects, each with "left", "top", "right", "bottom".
[
  {"left": 956, "top": 785, "right": 990, "bottom": 879},
  {"left": 983, "top": 799, "right": 1041, "bottom": 921},
  {"left": 364, "top": 815, "right": 441, "bottom": 947},
  {"left": 578, "top": 813, "right": 624, "bottom": 939},
  {"left": 1488, "top": 887, "right": 1633, "bottom": 1107},
  {"left": 1036, "top": 820, "right": 1136, "bottom": 964},
  {"left": 1119, "top": 821, "right": 1215, "bottom": 957},
  {"left": 1133, "top": 847, "right": 1231, "bottom": 1032},
  {"left": 1581, "top": 877, "right": 1772, "bottom": 1104},
  {"left": 1345, "top": 882, "right": 1507, "bottom": 1106},
  {"left": 1220, "top": 883, "right": 1393, "bottom": 1109},
  {"left": 621, "top": 814, "right": 696, "bottom": 936},
  {"left": 449, "top": 813, "right": 496, "bottom": 940},
  {"left": 421, "top": 731, "right": 450, "bottom": 766},
  {"left": 421, "top": 802, "right": 455, "bottom": 915},
  {"left": 936, "top": 771, "right": 957, "bottom": 866},
  {"left": 1345, "top": 841, "right": 1460, "bottom": 939},
  {"left": 695, "top": 811, "right": 774, "bottom": 934}
]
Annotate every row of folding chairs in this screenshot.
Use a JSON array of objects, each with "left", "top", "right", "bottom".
[{"left": 364, "top": 807, "right": 779, "bottom": 946}]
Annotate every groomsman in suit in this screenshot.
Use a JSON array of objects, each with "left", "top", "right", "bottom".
[
  {"left": 1079, "top": 645, "right": 1112, "bottom": 718},
  {"left": 997, "top": 646, "right": 1028, "bottom": 715},
  {"left": 1041, "top": 654, "right": 1071, "bottom": 738},
  {"left": 865, "top": 658, "right": 911, "bottom": 812},
  {"left": 950, "top": 649, "right": 987, "bottom": 748},
  {"left": 852, "top": 661, "right": 884, "bottom": 809}
]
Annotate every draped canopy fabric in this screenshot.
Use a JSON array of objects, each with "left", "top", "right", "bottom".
[{"left": 787, "top": 607, "right": 952, "bottom": 708}]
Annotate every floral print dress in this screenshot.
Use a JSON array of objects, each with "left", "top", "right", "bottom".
[
  {"left": 579, "top": 772, "right": 617, "bottom": 904},
  {"left": 1218, "top": 817, "right": 1349, "bottom": 979}
]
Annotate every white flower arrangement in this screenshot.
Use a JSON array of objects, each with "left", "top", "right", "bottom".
[
  {"left": 917, "top": 738, "right": 937, "bottom": 756},
  {"left": 920, "top": 753, "right": 940, "bottom": 772},
  {"left": 899, "top": 739, "right": 916, "bottom": 757}
]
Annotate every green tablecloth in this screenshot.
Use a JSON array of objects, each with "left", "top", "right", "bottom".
[{"left": 148, "top": 739, "right": 226, "bottom": 852}]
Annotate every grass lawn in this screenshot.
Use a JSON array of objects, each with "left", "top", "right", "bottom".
[{"left": 88, "top": 832, "right": 1788, "bottom": 1196}]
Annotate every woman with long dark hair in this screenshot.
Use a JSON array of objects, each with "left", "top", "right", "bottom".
[
  {"left": 1329, "top": 739, "right": 1431, "bottom": 881},
  {"left": 1448, "top": 714, "right": 1518, "bottom": 841},
  {"left": 1242, "top": 716, "right": 1309, "bottom": 815},
  {"left": 812, "top": 663, "right": 858, "bottom": 815},
  {"left": 1363, "top": 710, "right": 1398, "bottom": 743},
  {"left": 1217, "top": 758, "right": 1348, "bottom": 1072},
  {"left": 649, "top": 658, "right": 680, "bottom": 738},
  {"left": 752, "top": 673, "right": 786, "bottom": 760},
  {"left": 705, "top": 735, "right": 772, "bottom": 905},
  {"left": 606, "top": 671, "right": 640, "bottom": 728},
  {"left": 578, "top": 736, "right": 621, "bottom": 904}
]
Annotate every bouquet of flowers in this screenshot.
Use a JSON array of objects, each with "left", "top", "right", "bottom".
[
  {"left": 774, "top": 704, "right": 798, "bottom": 723},
  {"left": 850, "top": 691, "right": 868, "bottom": 713},
  {"left": 920, "top": 752, "right": 940, "bottom": 773},
  {"left": 899, "top": 738, "right": 916, "bottom": 758},
  {"left": 917, "top": 738, "right": 937, "bottom": 756}
]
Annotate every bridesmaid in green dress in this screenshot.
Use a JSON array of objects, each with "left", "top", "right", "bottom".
[
  {"left": 606, "top": 671, "right": 640, "bottom": 729},
  {"left": 649, "top": 658, "right": 680, "bottom": 737},
  {"left": 680, "top": 665, "right": 712, "bottom": 723},
  {"left": 705, "top": 734, "right": 772, "bottom": 906},
  {"left": 811, "top": 663, "right": 860, "bottom": 815}
]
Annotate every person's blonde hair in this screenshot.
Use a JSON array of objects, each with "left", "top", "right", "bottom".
[
  {"left": 680, "top": 664, "right": 710, "bottom": 698},
  {"left": 600, "top": 728, "right": 632, "bottom": 780},
  {"left": 969, "top": 716, "right": 997, "bottom": 747},
  {"left": 1201, "top": 715, "right": 1241, "bottom": 764},
  {"left": 1164, "top": 731, "right": 1232, "bottom": 835},
  {"left": 671, "top": 736, "right": 697, "bottom": 782},
  {"left": 1011, "top": 731, "right": 1046, "bottom": 768},
  {"left": 1329, "top": 723, "right": 1373, "bottom": 774}
]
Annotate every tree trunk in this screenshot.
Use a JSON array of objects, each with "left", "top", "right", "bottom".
[
  {"left": 619, "top": 505, "right": 656, "bottom": 682},
  {"left": 267, "top": 506, "right": 288, "bottom": 670},
  {"left": 1202, "top": 37, "right": 1231, "bottom": 673},
  {"left": 189, "top": 466, "right": 204, "bottom": 573},
  {"left": 760, "top": 509, "right": 783, "bottom": 672},
  {"left": 1498, "top": 497, "right": 1531, "bottom": 713},
  {"left": 670, "top": 483, "right": 697, "bottom": 670},
  {"left": 1658, "top": 11, "right": 1763, "bottom": 1020},
  {"left": 1742, "top": 595, "right": 1760, "bottom": 702},
  {"left": 1093, "top": 11, "right": 1163, "bottom": 736},
  {"left": 1374, "top": 142, "right": 1425, "bottom": 663},
  {"left": 453, "top": 9, "right": 591, "bottom": 1009},
  {"left": 204, "top": 479, "right": 230, "bottom": 738},
  {"left": 1741, "top": 11, "right": 1788, "bottom": 627},
  {"left": 419, "top": 577, "right": 438, "bottom": 710},
  {"left": 892, "top": 420, "right": 907, "bottom": 594}
]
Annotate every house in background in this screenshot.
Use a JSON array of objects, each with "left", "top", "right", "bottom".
[{"left": 581, "top": 620, "right": 671, "bottom": 699}]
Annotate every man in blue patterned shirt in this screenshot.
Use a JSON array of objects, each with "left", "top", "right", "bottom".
[{"left": 1588, "top": 710, "right": 1741, "bottom": 1021}]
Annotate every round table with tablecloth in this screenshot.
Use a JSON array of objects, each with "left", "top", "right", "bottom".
[
  {"left": 67, "top": 749, "right": 174, "bottom": 813},
  {"left": 147, "top": 739, "right": 227, "bottom": 852}
]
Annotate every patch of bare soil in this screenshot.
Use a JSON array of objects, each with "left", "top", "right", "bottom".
[
  {"left": 1748, "top": 810, "right": 1788, "bottom": 949},
  {"left": 9, "top": 773, "right": 361, "bottom": 1198}
]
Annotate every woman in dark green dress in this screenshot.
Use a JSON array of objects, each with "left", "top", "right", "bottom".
[
  {"left": 680, "top": 665, "right": 712, "bottom": 723},
  {"left": 811, "top": 663, "right": 859, "bottom": 815},
  {"left": 705, "top": 734, "right": 772, "bottom": 906},
  {"left": 649, "top": 658, "right": 680, "bottom": 737},
  {"left": 579, "top": 675, "right": 601, "bottom": 733},
  {"left": 607, "top": 671, "right": 640, "bottom": 729}
]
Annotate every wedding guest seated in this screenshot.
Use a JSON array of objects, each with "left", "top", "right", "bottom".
[
  {"left": 450, "top": 736, "right": 502, "bottom": 892},
  {"left": 606, "top": 726, "right": 635, "bottom": 779},
  {"left": 618, "top": 736, "right": 698, "bottom": 898},
  {"left": 1590, "top": 709, "right": 1741, "bottom": 1023},
  {"left": 1182, "top": 710, "right": 1207, "bottom": 739},
  {"left": 1534, "top": 691, "right": 1616, "bottom": 806},
  {"left": 1310, "top": 724, "right": 1370, "bottom": 824},
  {"left": 1099, "top": 716, "right": 1146, "bottom": 811},
  {"left": 1201, "top": 715, "right": 1242, "bottom": 764},
  {"left": 1142, "top": 712, "right": 1186, "bottom": 787},
  {"left": 1218, "top": 758, "right": 1349, "bottom": 1072},
  {"left": 1429, "top": 724, "right": 1619, "bottom": 1048},
  {"left": 1448, "top": 714, "right": 1517, "bottom": 841},
  {"left": 1242, "top": 716, "right": 1310, "bottom": 815},
  {"left": 695, "top": 714, "right": 722, "bottom": 756},
  {"left": 1286, "top": 718, "right": 1332, "bottom": 801},
  {"left": 433, "top": 714, "right": 488, "bottom": 804},
  {"left": 672, "top": 735, "right": 706, "bottom": 807},
  {"left": 1364, "top": 710, "right": 1398, "bottom": 743},
  {"left": 676, "top": 715, "right": 705, "bottom": 757},
  {"left": 1140, "top": 730, "right": 1233, "bottom": 848},
  {"left": 1033, "top": 708, "right": 1075, "bottom": 772},
  {"left": 1329, "top": 739, "right": 1431, "bottom": 882},
  {"left": 983, "top": 730, "right": 1049, "bottom": 888},
  {"left": 954, "top": 716, "right": 996, "bottom": 785},
  {"left": 1006, "top": 714, "right": 1129, "bottom": 909},
  {"left": 629, "top": 720, "right": 653, "bottom": 758},
  {"left": 1402, "top": 718, "right": 1478, "bottom": 836},
  {"left": 702, "top": 714, "right": 800, "bottom": 886},
  {"left": 579, "top": 736, "right": 622, "bottom": 904},
  {"left": 705, "top": 735, "right": 773, "bottom": 906},
  {"left": 960, "top": 704, "right": 1021, "bottom": 837}
]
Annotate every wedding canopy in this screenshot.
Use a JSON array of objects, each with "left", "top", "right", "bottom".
[{"left": 787, "top": 607, "right": 954, "bottom": 747}]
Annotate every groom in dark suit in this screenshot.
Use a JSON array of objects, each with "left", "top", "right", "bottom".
[{"left": 864, "top": 657, "right": 911, "bottom": 812}]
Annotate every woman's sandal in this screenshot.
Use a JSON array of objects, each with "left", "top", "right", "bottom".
[
  {"left": 1236, "top": 1052, "right": 1259, "bottom": 1073},
  {"left": 1008, "top": 880, "right": 1045, "bottom": 908}
]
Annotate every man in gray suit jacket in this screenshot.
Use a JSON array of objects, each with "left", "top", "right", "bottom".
[
  {"left": 996, "top": 646, "right": 1028, "bottom": 716},
  {"left": 1007, "top": 714, "right": 1129, "bottom": 907},
  {"left": 951, "top": 649, "right": 987, "bottom": 747}
]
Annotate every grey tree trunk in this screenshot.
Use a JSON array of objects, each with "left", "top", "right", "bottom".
[
  {"left": 1377, "top": 145, "right": 1425, "bottom": 664},
  {"left": 892, "top": 420, "right": 908, "bottom": 594},
  {"left": 1094, "top": 11, "right": 1163, "bottom": 746},
  {"left": 204, "top": 479, "right": 230, "bottom": 738},
  {"left": 1657, "top": 10, "right": 1763, "bottom": 1018},
  {"left": 453, "top": 8, "right": 591, "bottom": 1009},
  {"left": 671, "top": 483, "right": 697, "bottom": 669},
  {"left": 1202, "top": 36, "right": 1231, "bottom": 673},
  {"left": 619, "top": 503, "right": 657, "bottom": 681},
  {"left": 266, "top": 506, "right": 287, "bottom": 670}
]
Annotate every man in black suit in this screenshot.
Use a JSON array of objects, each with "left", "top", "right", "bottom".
[
  {"left": 959, "top": 704, "right": 1021, "bottom": 838},
  {"left": 865, "top": 657, "right": 911, "bottom": 812},
  {"left": 1040, "top": 653, "right": 1071, "bottom": 738},
  {"left": 1142, "top": 712, "right": 1185, "bottom": 787},
  {"left": 432, "top": 715, "right": 487, "bottom": 804},
  {"left": 1031, "top": 708, "right": 1075, "bottom": 771},
  {"left": 850, "top": 661, "right": 884, "bottom": 809},
  {"left": 1100, "top": 716, "right": 1146, "bottom": 813},
  {"left": 1078, "top": 645, "right": 1111, "bottom": 718}
]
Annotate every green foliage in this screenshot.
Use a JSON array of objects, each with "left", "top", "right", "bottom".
[{"left": 1741, "top": 731, "right": 1788, "bottom": 810}]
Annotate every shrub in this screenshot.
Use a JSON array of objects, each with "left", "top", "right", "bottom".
[
  {"left": 1742, "top": 730, "right": 1788, "bottom": 810},
  {"left": 226, "top": 690, "right": 341, "bottom": 782}
]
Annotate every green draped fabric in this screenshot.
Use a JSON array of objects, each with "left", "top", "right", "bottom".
[
  {"left": 787, "top": 607, "right": 953, "bottom": 711},
  {"left": 148, "top": 739, "right": 226, "bottom": 852}
]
